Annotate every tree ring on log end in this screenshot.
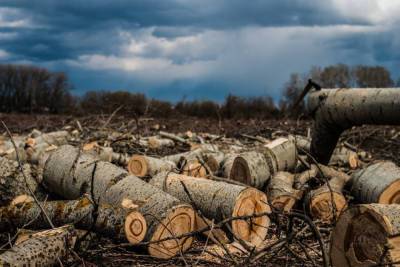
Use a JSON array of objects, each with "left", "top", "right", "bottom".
[
  {"left": 379, "top": 180, "right": 400, "bottom": 204},
  {"left": 148, "top": 204, "right": 195, "bottom": 259},
  {"left": 124, "top": 211, "right": 147, "bottom": 244},
  {"left": 232, "top": 188, "right": 270, "bottom": 247},
  {"left": 309, "top": 191, "right": 346, "bottom": 223},
  {"left": 128, "top": 155, "right": 147, "bottom": 177},
  {"left": 230, "top": 157, "right": 251, "bottom": 185}
]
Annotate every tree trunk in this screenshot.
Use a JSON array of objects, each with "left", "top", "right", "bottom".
[
  {"left": 43, "top": 145, "right": 196, "bottom": 259},
  {"left": 331, "top": 204, "right": 400, "bottom": 267},
  {"left": 307, "top": 88, "right": 400, "bottom": 164},
  {"left": 294, "top": 135, "right": 360, "bottom": 169},
  {"left": 0, "top": 196, "right": 146, "bottom": 244},
  {"left": 267, "top": 172, "right": 302, "bottom": 212},
  {"left": 0, "top": 157, "right": 42, "bottom": 206},
  {"left": 149, "top": 172, "right": 271, "bottom": 247},
  {"left": 350, "top": 161, "right": 400, "bottom": 204},
  {"left": 0, "top": 225, "right": 76, "bottom": 266},
  {"left": 230, "top": 137, "right": 297, "bottom": 189},
  {"left": 305, "top": 164, "right": 350, "bottom": 223},
  {"left": 127, "top": 155, "right": 176, "bottom": 177}
]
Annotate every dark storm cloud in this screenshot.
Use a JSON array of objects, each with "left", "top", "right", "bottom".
[{"left": 0, "top": 1, "right": 398, "bottom": 100}]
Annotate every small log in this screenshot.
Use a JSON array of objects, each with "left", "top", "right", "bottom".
[
  {"left": 147, "top": 136, "right": 174, "bottom": 149},
  {"left": 83, "top": 142, "right": 130, "bottom": 166},
  {"left": 0, "top": 225, "right": 76, "bottom": 266},
  {"left": 306, "top": 164, "right": 350, "bottom": 222},
  {"left": 331, "top": 204, "right": 400, "bottom": 267},
  {"left": 159, "top": 131, "right": 189, "bottom": 145},
  {"left": 127, "top": 155, "right": 176, "bottom": 177},
  {"left": 230, "top": 137, "right": 297, "bottom": 189},
  {"left": 26, "top": 130, "right": 69, "bottom": 148},
  {"left": 150, "top": 172, "right": 271, "bottom": 247},
  {"left": 350, "top": 161, "right": 400, "bottom": 204},
  {"left": 293, "top": 165, "right": 318, "bottom": 190},
  {"left": 268, "top": 172, "right": 301, "bottom": 212},
  {"left": 202, "top": 151, "right": 225, "bottom": 174},
  {"left": 43, "top": 145, "right": 196, "bottom": 259},
  {"left": 0, "top": 196, "right": 147, "bottom": 244},
  {"left": 0, "top": 157, "right": 41, "bottom": 206}
]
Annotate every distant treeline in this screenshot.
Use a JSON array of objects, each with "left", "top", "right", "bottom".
[{"left": 0, "top": 63, "right": 398, "bottom": 118}]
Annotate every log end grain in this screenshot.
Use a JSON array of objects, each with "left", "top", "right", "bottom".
[
  {"left": 124, "top": 211, "right": 147, "bottom": 244},
  {"left": 378, "top": 179, "right": 400, "bottom": 204},
  {"left": 232, "top": 188, "right": 271, "bottom": 247},
  {"left": 148, "top": 204, "right": 195, "bottom": 259},
  {"left": 230, "top": 155, "right": 251, "bottom": 185},
  {"left": 331, "top": 204, "right": 400, "bottom": 267},
  {"left": 309, "top": 191, "right": 347, "bottom": 223},
  {"left": 128, "top": 155, "right": 148, "bottom": 177}
]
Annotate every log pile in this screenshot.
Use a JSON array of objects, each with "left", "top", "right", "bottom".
[{"left": 0, "top": 110, "right": 400, "bottom": 266}]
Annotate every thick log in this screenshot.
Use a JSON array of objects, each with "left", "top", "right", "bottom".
[
  {"left": 0, "top": 196, "right": 147, "bottom": 244},
  {"left": 331, "top": 204, "right": 400, "bottom": 267},
  {"left": 43, "top": 145, "right": 196, "bottom": 259},
  {"left": 230, "top": 137, "right": 297, "bottom": 189},
  {"left": 0, "top": 157, "right": 41, "bottom": 206},
  {"left": 268, "top": 172, "right": 301, "bottom": 212},
  {"left": 350, "top": 161, "right": 400, "bottom": 204},
  {"left": 0, "top": 225, "right": 76, "bottom": 266},
  {"left": 128, "top": 155, "right": 176, "bottom": 177},
  {"left": 149, "top": 172, "right": 271, "bottom": 247},
  {"left": 306, "top": 164, "right": 350, "bottom": 222},
  {"left": 307, "top": 88, "right": 400, "bottom": 164}
]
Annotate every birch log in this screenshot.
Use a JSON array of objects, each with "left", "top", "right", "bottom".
[
  {"left": 230, "top": 137, "right": 297, "bottom": 189},
  {"left": 268, "top": 172, "right": 301, "bottom": 212},
  {"left": 307, "top": 88, "right": 400, "bottom": 164},
  {"left": 0, "top": 196, "right": 147, "bottom": 244},
  {"left": 150, "top": 172, "right": 271, "bottom": 247},
  {"left": 0, "top": 157, "right": 41, "bottom": 206},
  {"left": 331, "top": 204, "right": 400, "bottom": 267},
  {"left": 350, "top": 161, "right": 400, "bottom": 204},
  {"left": 43, "top": 145, "right": 196, "bottom": 259},
  {"left": 0, "top": 225, "right": 76, "bottom": 266},
  {"left": 128, "top": 155, "right": 176, "bottom": 177},
  {"left": 305, "top": 165, "right": 350, "bottom": 222}
]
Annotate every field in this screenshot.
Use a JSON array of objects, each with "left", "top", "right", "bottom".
[{"left": 1, "top": 113, "right": 400, "bottom": 266}]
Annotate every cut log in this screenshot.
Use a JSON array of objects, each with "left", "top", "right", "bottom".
[
  {"left": 230, "top": 137, "right": 297, "bottom": 189},
  {"left": 148, "top": 136, "right": 174, "bottom": 149},
  {"left": 331, "top": 204, "right": 400, "bottom": 267},
  {"left": 293, "top": 164, "right": 318, "bottom": 190},
  {"left": 201, "top": 151, "right": 225, "bottom": 173},
  {"left": 350, "top": 161, "right": 400, "bottom": 204},
  {"left": 43, "top": 145, "right": 195, "bottom": 259},
  {"left": 0, "top": 157, "right": 41, "bottom": 206},
  {"left": 306, "top": 164, "right": 350, "bottom": 222},
  {"left": 149, "top": 172, "right": 271, "bottom": 247},
  {"left": 26, "top": 130, "right": 69, "bottom": 148},
  {"left": 159, "top": 131, "right": 189, "bottom": 145},
  {"left": 0, "top": 196, "right": 147, "bottom": 244},
  {"left": 0, "top": 225, "right": 76, "bottom": 266},
  {"left": 181, "top": 158, "right": 208, "bottom": 178},
  {"left": 307, "top": 88, "right": 400, "bottom": 164},
  {"left": 219, "top": 153, "right": 237, "bottom": 178},
  {"left": 268, "top": 172, "right": 301, "bottom": 212},
  {"left": 127, "top": 155, "right": 176, "bottom": 177}
]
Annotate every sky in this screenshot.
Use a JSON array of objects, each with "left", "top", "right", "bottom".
[{"left": 0, "top": 0, "right": 399, "bottom": 101}]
